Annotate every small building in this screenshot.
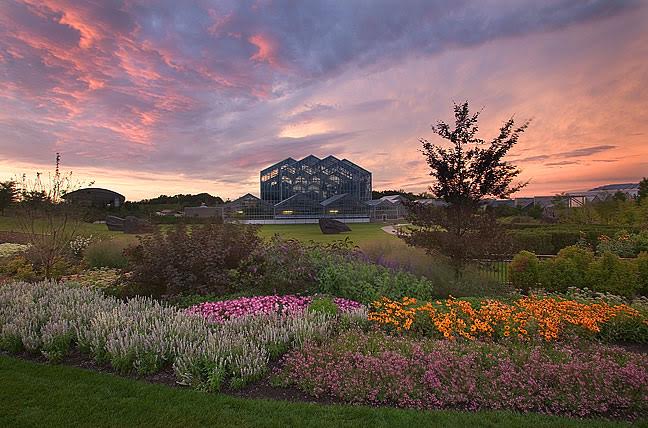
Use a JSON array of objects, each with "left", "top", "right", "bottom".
[
  {"left": 62, "top": 188, "right": 125, "bottom": 208},
  {"left": 184, "top": 203, "right": 223, "bottom": 218},
  {"left": 367, "top": 195, "right": 409, "bottom": 221}
]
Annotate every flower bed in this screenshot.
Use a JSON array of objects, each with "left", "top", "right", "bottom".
[
  {"left": 277, "top": 330, "right": 648, "bottom": 420},
  {"left": 368, "top": 296, "right": 648, "bottom": 341},
  {"left": 186, "top": 295, "right": 364, "bottom": 323},
  {"left": 0, "top": 281, "right": 366, "bottom": 390}
]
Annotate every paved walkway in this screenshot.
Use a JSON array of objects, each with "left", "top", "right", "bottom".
[{"left": 380, "top": 223, "right": 410, "bottom": 235}]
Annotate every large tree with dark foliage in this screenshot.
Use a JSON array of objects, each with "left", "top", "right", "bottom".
[
  {"left": 0, "top": 181, "right": 18, "bottom": 215},
  {"left": 400, "top": 101, "right": 529, "bottom": 274},
  {"left": 638, "top": 177, "right": 648, "bottom": 204}
]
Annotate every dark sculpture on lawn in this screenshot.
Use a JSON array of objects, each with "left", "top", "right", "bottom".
[
  {"left": 106, "top": 215, "right": 154, "bottom": 234},
  {"left": 319, "top": 218, "right": 351, "bottom": 234}
]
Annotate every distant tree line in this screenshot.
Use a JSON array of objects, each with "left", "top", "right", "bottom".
[
  {"left": 134, "top": 193, "right": 224, "bottom": 207},
  {"left": 371, "top": 189, "right": 431, "bottom": 201}
]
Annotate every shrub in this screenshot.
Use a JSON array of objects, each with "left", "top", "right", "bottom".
[
  {"left": 308, "top": 297, "right": 339, "bottom": 316},
  {"left": 637, "top": 252, "right": 648, "bottom": 296},
  {"left": 83, "top": 238, "right": 129, "bottom": 269},
  {"left": 585, "top": 252, "right": 638, "bottom": 297},
  {"left": 0, "top": 256, "right": 39, "bottom": 281},
  {"left": 509, "top": 251, "right": 539, "bottom": 291},
  {"left": 277, "top": 331, "right": 648, "bottom": 420},
  {"left": 539, "top": 246, "right": 594, "bottom": 292},
  {"left": 124, "top": 223, "right": 261, "bottom": 297},
  {"left": 316, "top": 261, "right": 435, "bottom": 304},
  {"left": 596, "top": 230, "right": 648, "bottom": 257}
]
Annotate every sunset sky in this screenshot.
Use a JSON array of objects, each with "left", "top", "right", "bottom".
[{"left": 1, "top": 0, "right": 647, "bottom": 201}]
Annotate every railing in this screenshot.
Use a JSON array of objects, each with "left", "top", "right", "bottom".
[{"left": 475, "top": 255, "right": 557, "bottom": 285}]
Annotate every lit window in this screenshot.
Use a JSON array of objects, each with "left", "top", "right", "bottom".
[
  {"left": 282, "top": 210, "right": 293, "bottom": 215},
  {"left": 236, "top": 210, "right": 243, "bottom": 214},
  {"left": 329, "top": 209, "right": 339, "bottom": 214}
]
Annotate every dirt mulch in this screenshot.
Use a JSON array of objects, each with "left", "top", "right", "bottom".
[{"left": 0, "top": 231, "right": 32, "bottom": 244}]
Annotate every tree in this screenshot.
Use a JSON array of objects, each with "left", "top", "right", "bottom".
[
  {"left": 638, "top": 177, "right": 648, "bottom": 204},
  {"left": 0, "top": 181, "right": 18, "bottom": 215},
  {"left": 400, "top": 101, "right": 529, "bottom": 275}
]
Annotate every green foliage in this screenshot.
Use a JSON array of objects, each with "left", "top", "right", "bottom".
[
  {"left": 308, "top": 297, "right": 339, "bottom": 316},
  {"left": 637, "top": 252, "right": 648, "bottom": 296},
  {"left": 639, "top": 177, "right": 648, "bottom": 204},
  {"left": 83, "top": 239, "right": 129, "bottom": 269},
  {"left": 506, "top": 223, "right": 641, "bottom": 255},
  {"left": 509, "top": 251, "right": 539, "bottom": 291},
  {"left": 316, "top": 260, "right": 434, "bottom": 304},
  {"left": 355, "top": 241, "right": 505, "bottom": 298},
  {"left": 585, "top": 252, "right": 638, "bottom": 297},
  {"left": 0, "top": 256, "right": 39, "bottom": 281},
  {"left": 596, "top": 230, "right": 648, "bottom": 257},
  {"left": 0, "top": 181, "right": 18, "bottom": 215},
  {"left": 539, "top": 246, "right": 595, "bottom": 292}
]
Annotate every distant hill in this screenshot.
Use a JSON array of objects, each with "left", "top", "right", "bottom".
[{"left": 588, "top": 183, "right": 639, "bottom": 191}]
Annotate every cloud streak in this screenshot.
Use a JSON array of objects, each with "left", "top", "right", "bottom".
[{"left": 0, "top": 0, "right": 646, "bottom": 199}]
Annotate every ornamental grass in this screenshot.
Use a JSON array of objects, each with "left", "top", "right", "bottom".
[{"left": 368, "top": 295, "right": 648, "bottom": 341}]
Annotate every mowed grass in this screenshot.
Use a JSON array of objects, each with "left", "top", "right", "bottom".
[
  {"left": 0, "top": 356, "right": 634, "bottom": 428},
  {"left": 259, "top": 223, "right": 397, "bottom": 248},
  {"left": 0, "top": 216, "right": 395, "bottom": 248},
  {"left": 0, "top": 215, "right": 120, "bottom": 239}
]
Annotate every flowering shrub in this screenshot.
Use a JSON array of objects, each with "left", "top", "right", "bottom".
[
  {"left": 597, "top": 231, "right": 648, "bottom": 258},
  {"left": 0, "top": 243, "right": 30, "bottom": 258},
  {"left": 368, "top": 296, "right": 647, "bottom": 342},
  {"left": 277, "top": 331, "right": 648, "bottom": 419},
  {"left": 186, "top": 295, "right": 364, "bottom": 323},
  {"left": 61, "top": 268, "right": 121, "bottom": 290},
  {"left": 69, "top": 235, "right": 93, "bottom": 258},
  {"left": 0, "top": 281, "right": 366, "bottom": 389}
]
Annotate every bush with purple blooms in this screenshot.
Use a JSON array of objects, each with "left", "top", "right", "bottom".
[
  {"left": 276, "top": 330, "right": 648, "bottom": 420},
  {"left": 186, "top": 295, "right": 364, "bottom": 323}
]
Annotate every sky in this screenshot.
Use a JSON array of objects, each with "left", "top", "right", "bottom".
[{"left": 1, "top": 0, "right": 647, "bottom": 201}]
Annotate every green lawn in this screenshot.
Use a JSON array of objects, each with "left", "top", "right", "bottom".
[
  {"left": 0, "top": 355, "right": 635, "bottom": 428},
  {"left": 0, "top": 215, "right": 120, "bottom": 239},
  {"left": 258, "top": 223, "right": 397, "bottom": 248},
  {"left": 0, "top": 215, "right": 397, "bottom": 249}
]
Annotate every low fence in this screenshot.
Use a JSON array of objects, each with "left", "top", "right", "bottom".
[{"left": 475, "top": 255, "right": 556, "bottom": 285}]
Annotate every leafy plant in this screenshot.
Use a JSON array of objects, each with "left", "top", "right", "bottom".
[
  {"left": 585, "top": 252, "right": 638, "bottom": 297},
  {"left": 509, "top": 251, "right": 540, "bottom": 291},
  {"left": 124, "top": 223, "right": 261, "bottom": 297}
]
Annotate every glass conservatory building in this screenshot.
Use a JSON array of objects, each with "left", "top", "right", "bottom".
[
  {"left": 260, "top": 155, "right": 372, "bottom": 204},
  {"left": 247, "top": 155, "right": 373, "bottom": 223}
]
